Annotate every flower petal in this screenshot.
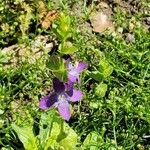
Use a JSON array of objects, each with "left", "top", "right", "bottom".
[
  {"left": 39, "top": 93, "right": 58, "bottom": 110},
  {"left": 39, "top": 95, "right": 50, "bottom": 110},
  {"left": 53, "top": 78, "right": 65, "bottom": 94},
  {"left": 65, "top": 80, "right": 73, "bottom": 96},
  {"left": 70, "top": 89, "right": 83, "bottom": 102},
  {"left": 58, "top": 101, "right": 71, "bottom": 121},
  {"left": 68, "top": 74, "right": 78, "bottom": 83},
  {"left": 77, "top": 62, "right": 88, "bottom": 73}
]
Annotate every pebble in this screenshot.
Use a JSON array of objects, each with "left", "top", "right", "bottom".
[
  {"left": 146, "top": 17, "right": 150, "bottom": 25},
  {"left": 125, "top": 33, "right": 135, "bottom": 43}
]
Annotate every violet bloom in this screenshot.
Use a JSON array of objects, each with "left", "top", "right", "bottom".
[
  {"left": 39, "top": 78, "right": 83, "bottom": 121},
  {"left": 67, "top": 61, "right": 88, "bottom": 83}
]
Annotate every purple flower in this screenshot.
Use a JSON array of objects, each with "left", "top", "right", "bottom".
[
  {"left": 39, "top": 78, "right": 83, "bottom": 121},
  {"left": 67, "top": 61, "right": 88, "bottom": 83}
]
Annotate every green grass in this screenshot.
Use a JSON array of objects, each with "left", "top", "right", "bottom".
[{"left": 0, "top": 0, "right": 150, "bottom": 149}]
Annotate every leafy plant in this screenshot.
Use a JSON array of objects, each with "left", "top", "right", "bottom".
[
  {"left": 82, "top": 131, "right": 103, "bottom": 150},
  {"left": 53, "top": 12, "right": 72, "bottom": 41},
  {"left": 47, "top": 55, "right": 67, "bottom": 82},
  {"left": 58, "top": 41, "right": 78, "bottom": 55},
  {"left": 90, "top": 58, "right": 113, "bottom": 98},
  {"left": 95, "top": 83, "right": 108, "bottom": 98},
  {"left": 11, "top": 124, "right": 38, "bottom": 150},
  {"left": 90, "top": 58, "right": 113, "bottom": 82},
  {"left": 11, "top": 110, "right": 78, "bottom": 150}
]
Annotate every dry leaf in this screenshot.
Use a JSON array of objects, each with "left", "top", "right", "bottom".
[
  {"left": 39, "top": 0, "right": 47, "bottom": 19},
  {"left": 41, "top": 10, "right": 59, "bottom": 29},
  {"left": 90, "top": 12, "right": 113, "bottom": 33},
  {"left": 38, "top": 1, "right": 59, "bottom": 29}
]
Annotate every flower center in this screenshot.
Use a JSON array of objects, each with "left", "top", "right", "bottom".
[
  {"left": 70, "top": 69, "right": 78, "bottom": 76},
  {"left": 58, "top": 95, "right": 65, "bottom": 101},
  {"left": 58, "top": 93, "right": 69, "bottom": 102}
]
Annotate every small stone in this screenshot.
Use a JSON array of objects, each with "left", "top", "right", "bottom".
[
  {"left": 117, "top": 27, "right": 123, "bottom": 33},
  {"left": 45, "top": 43, "right": 54, "bottom": 50},
  {"left": 146, "top": 17, "right": 150, "bottom": 25},
  {"left": 125, "top": 33, "right": 135, "bottom": 43},
  {"left": 90, "top": 11, "right": 113, "bottom": 33}
]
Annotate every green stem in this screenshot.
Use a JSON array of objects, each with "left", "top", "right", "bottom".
[{"left": 112, "top": 111, "right": 117, "bottom": 148}]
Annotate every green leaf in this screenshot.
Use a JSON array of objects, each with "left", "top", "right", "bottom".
[
  {"left": 99, "top": 59, "right": 113, "bottom": 78},
  {"left": 95, "top": 83, "right": 108, "bottom": 97},
  {"left": 11, "top": 124, "right": 38, "bottom": 150},
  {"left": 47, "top": 56, "right": 67, "bottom": 82},
  {"left": 38, "top": 113, "right": 52, "bottom": 149},
  {"left": 45, "top": 122, "right": 61, "bottom": 150},
  {"left": 90, "top": 71, "right": 104, "bottom": 82},
  {"left": 56, "top": 29, "right": 71, "bottom": 41},
  {"left": 38, "top": 110, "right": 62, "bottom": 150},
  {"left": 90, "top": 59, "right": 113, "bottom": 81},
  {"left": 38, "top": 110, "right": 78, "bottom": 150},
  {"left": 58, "top": 13, "right": 71, "bottom": 40},
  {"left": 59, "top": 122, "right": 78, "bottom": 150},
  {"left": 59, "top": 41, "right": 78, "bottom": 55},
  {"left": 53, "top": 12, "right": 72, "bottom": 41},
  {"left": 83, "top": 131, "right": 103, "bottom": 150},
  {"left": 59, "top": 13, "right": 71, "bottom": 31},
  {"left": 0, "top": 51, "right": 9, "bottom": 64},
  {"left": 47, "top": 55, "right": 62, "bottom": 70},
  {"left": 89, "top": 101, "right": 102, "bottom": 109},
  {"left": 0, "top": 119, "right": 4, "bottom": 128}
]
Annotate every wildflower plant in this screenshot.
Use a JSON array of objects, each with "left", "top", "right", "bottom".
[
  {"left": 39, "top": 12, "right": 88, "bottom": 121},
  {"left": 39, "top": 56, "right": 88, "bottom": 121}
]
